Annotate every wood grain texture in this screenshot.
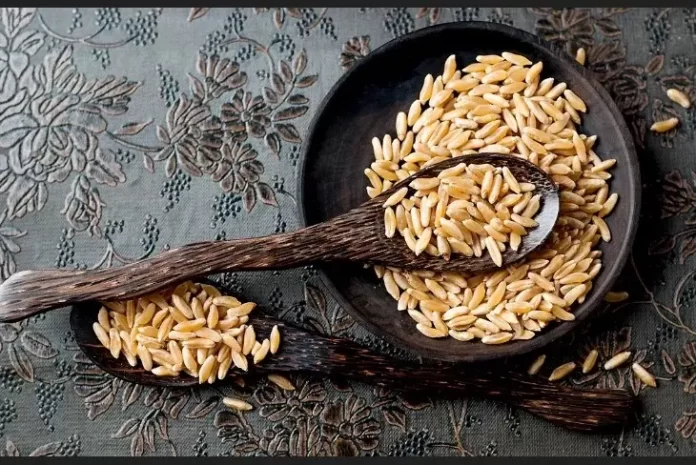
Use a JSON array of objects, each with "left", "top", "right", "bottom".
[
  {"left": 0, "top": 154, "right": 557, "bottom": 323},
  {"left": 70, "top": 296, "right": 636, "bottom": 434},
  {"left": 298, "top": 21, "right": 641, "bottom": 363}
]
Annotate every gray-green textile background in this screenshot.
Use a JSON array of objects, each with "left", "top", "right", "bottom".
[{"left": 0, "top": 7, "right": 694, "bottom": 457}]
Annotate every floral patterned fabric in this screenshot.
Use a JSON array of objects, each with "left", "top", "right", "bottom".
[{"left": 0, "top": 7, "right": 694, "bottom": 457}]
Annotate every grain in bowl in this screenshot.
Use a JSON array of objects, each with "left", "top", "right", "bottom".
[{"left": 366, "top": 52, "right": 618, "bottom": 344}]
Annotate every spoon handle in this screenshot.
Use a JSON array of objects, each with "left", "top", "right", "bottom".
[
  {"left": 0, "top": 226, "right": 343, "bottom": 322},
  {"left": 262, "top": 320, "right": 636, "bottom": 433}
]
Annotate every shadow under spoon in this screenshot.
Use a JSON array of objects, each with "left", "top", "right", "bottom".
[
  {"left": 0, "top": 154, "right": 559, "bottom": 323},
  {"left": 71, "top": 302, "right": 635, "bottom": 434}
]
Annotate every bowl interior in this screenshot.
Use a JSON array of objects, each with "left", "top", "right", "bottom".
[{"left": 299, "top": 22, "right": 640, "bottom": 362}]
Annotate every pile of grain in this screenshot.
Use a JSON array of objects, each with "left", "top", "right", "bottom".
[
  {"left": 382, "top": 162, "right": 540, "bottom": 266},
  {"left": 92, "top": 281, "right": 281, "bottom": 382},
  {"left": 365, "top": 52, "right": 617, "bottom": 344}
]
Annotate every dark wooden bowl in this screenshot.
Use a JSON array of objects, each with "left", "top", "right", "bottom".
[{"left": 297, "top": 22, "right": 640, "bottom": 363}]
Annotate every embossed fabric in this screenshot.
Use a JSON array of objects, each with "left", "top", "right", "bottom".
[{"left": 0, "top": 7, "right": 693, "bottom": 457}]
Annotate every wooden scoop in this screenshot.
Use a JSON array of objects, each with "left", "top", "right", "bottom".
[
  {"left": 70, "top": 299, "right": 635, "bottom": 434},
  {"left": 0, "top": 154, "right": 559, "bottom": 323}
]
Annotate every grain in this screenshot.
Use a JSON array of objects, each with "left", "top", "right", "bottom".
[
  {"left": 103, "top": 301, "right": 125, "bottom": 314},
  {"left": 93, "top": 282, "right": 280, "bottom": 383},
  {"left": 525, "top": 61, "right": 543, "bottom": 84},
  {"left": 135, "top": 303, "right": 156, "bottom": 326},
  {"left": 604, "top": 351, "right": 631, "bottom": 370},
  {"left": 98, "top": 307, "right": 111, "bottom": 329},
  {"left": 150, "top": 349, "right": 175, "bottom": 366},
  {"left": 173, "top": 318, "right": 206, "bottom": 332},
  {"left": 223, "top": 397, "right": 253, "bottom": 411},
  {"left": 408, "top": 101, "right": 422, "bottom": 127},
  {"left": 631, "top": 363, "right": 657, "bottom": 388},
  {"left": 171, "top": 294, "right": 194, "bottom": 319},
  {"left": 126, "top": 300, "right": 135, "bottom": 327},
  {"left": 650, "top": 117, "right": 679, "bottom": 133},
  {"left": 384, "top": 207, "right": 397, "bottom": 238},
  {"left": 604, "top": 291, "right": 629, "bottom": 303},
  {"left": 365, "top": 51, "right": 618, "bottom": 345},
  {"left": 242, "top": 325, "right": 256, "bottom": 355},
  {"left": 191, "top": 297, "right": 205, "bottom": 320},
  {"left": 196, "top": 327, "right": 222, "bottom": 343},
  {"left": 93, "top": 323, "right": 111, "bottom": 349},
  {"left": 443, "top": 54, "right": 457, "bottom": 82},
  {"left": 196, "top": 348, "right": 207, "bottom": 365},
  {"left": 563, "top": 89, "right": 586, "bottom": 113},
  {"left": 270, "top": 325, "right": 281, "bottom": 354},
  {"left": 221, "top": 333, "right": 241, "bottom": 353},
  {"left": 449, "top": 330, "right": 474, "bottom": 341},
  {"left": 268, "top": 374, "right": 296, "bottom": 391},
  {"left": 228, "top": 302, "right": 257, "bottom": 317},
  {"left": 592, "top": 215, "right": 611, "bottom": 242},
  {"left": 384, "top": 187, "right": 408, "bottom": 207},
  {"left": 502, "top": 51, "right": 532, "bottom": 66},
  {"left": 253, "top": 339, "right": 270, "bottom": 364},
  {"left": 582, "top": 349, "right": 599, "bottom": 373},
  {"left": 575, "top": 47, "right": 586, "bottom": 66},
  {"left": 231, "top": 349, "right": 249, "bottom": 372},
  {"left": 419, "top": 74, "right": 434, "bottom": 103},
  {"left": 152, "top": 308, "right": 168, "bottom": 328},
  {"left": 396, "top": 112, "right": 408, "bottom": 140},
  {"left": 138, "top": 345, "right": 154, "bottom": 371},
  {"left": 563, "top": 284, "right": 587, "bottom": 306},
  {"left": 168, "top": 340, "right": 183, "bottom": 366},
  {"left": 152, "top": 366, "right": 178, "bottom": 377},
  {"left": 527, "top": 354, "right": 546, "bottom": 375},
  {"left": 482, "top": 332, "right": 513, "bottom": 344},
  {"left": 108, "top": 328, "right": 121, "bottom": 358},
  {"left": 416, "top": 324, "right": 447, "bottom": 338},
  {"left": 485, "top": 236, "right": 503, "bottom": 267},
  {"left": 198, "top": 354, "right": 218, "bottom": 383},
  {"left": 667, "top": 88, "right": 690, "bottom": 109},
  {"left": 551, "top": 306, "right": 576, "bottom": 321},
  {"left": 211, "top": 295, "right": 240, "bottom": 308},
  {"left": 217, "top": 358, "right": 232, "bottom": 380},
  {"left": 122, "top": 348, "right": 138, "bottom": 367},
  {"left": 182, "top": 346, "right": 198, "bottom": 373},
  {"left": 430, "top": 89, "right": 454, "bottom": 107},
  {"left": 549, "top": 362, "right": 576, "bottom": 381}
]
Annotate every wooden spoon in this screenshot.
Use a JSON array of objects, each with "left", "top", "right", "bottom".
[
  {"left": 0, "top": 154, "right": 559, "bottom": 323},
  {"left": 70, "top": 301, "right": 635, "bottom": 433}
]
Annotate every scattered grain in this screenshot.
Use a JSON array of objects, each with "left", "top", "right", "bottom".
[
  {"left": 631, "top": 363, "right": 657, "bottom": 388},
  {"left": 650, "top": 117, "right": 679, "bottom": 133},
  {"left": 549, "top": 362, "right": 576, "bottom": 381},
  {"left": 527, "top": 354, "right": 546, "bottom": 375},
  {"left": 667, "top": 88, "right": 690, "bottom": 109},
  {"left": 604, "top": 351, "right": 631, "bottom": 370},
  {"left": 604, "top": 291, "right": 629, "bottom": 303},
  {"left": 222, "top": 397, "right": 253, "bottom": 411},
  {"left": 582, "top": 349, "right": 599, "bottom": 373},
  {"left": 268, "top": 374, "right": 296, "bottom": 391},
  {"left": 575, "top": 47, "right": 586, "bottom": 66}
]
